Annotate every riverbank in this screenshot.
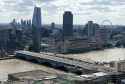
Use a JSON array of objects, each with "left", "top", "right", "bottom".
[{"left": 0, "top": 56, "right": 14, "bottom": 60}]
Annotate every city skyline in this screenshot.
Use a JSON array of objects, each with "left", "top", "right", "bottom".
[
  {"left": 0, "top": 0, "right": 125, "bottom": 25},
  {"left": 0, "top": 1, "right": 125, "bottom": 83}
]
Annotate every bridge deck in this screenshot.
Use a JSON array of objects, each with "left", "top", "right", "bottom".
[{"left": 15, "top": 51, "right": 115, "bottom": 73}]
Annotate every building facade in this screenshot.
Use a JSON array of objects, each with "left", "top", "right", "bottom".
[
  {"left": 63, "top": 11, "right": 73, "bottom": 39},
  {"left": 32, "top": 7, "right": 42, "bottom": 52}
]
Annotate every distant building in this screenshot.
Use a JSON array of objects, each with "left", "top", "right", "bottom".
[
  {"left": 84, "top": 21, "right": 99, "bottom": 39},
  {"left": 88, "top": 21, "right": 94, "bottom": 37},
  {"left": 95, "top": 28, "right": 110, "bottom": 45},
  {"left": 42, "top": 20, "right": 111, "bottom": 53},
  {"left": 84, "top": 21, "right": 109, "bottom": 46},
  {"left": 20, "top": 19, "right": 32, "bottom": 29},
  {"left": 63, "top": 11, "right": 73, "bottom": 39},
  {"left": 0, "top": 24, "right": 14, "bottom": 55},
  {"left": 51, "top": 22, "right": 55, "bottom": 29},
  {"left": 32, "top": 7, "right": 42, "bottom": 52}
]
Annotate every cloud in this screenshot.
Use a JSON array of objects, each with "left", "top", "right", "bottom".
[
  {"left": 2, "top": 0, "right": 34, "bottom": 13},
  {"left": 0, "top": 0, "right": 124, "bottom": 25},
  {"left": 81, "top": 0, "right": 125, "bottom": 6},
  {"left": 39, "top": 0, "right": 50, "bottom": 1}
]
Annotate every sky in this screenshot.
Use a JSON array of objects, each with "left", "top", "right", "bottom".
[{"left": 0, "top": 0, "right": 125, "bottom": 25}]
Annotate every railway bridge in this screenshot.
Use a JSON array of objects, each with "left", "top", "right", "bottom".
[{"left": 15, "top": 51, "right": 116, "bottom": 75}]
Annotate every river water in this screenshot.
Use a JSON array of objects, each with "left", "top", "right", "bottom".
[
  {"left": 0, "top": 59, "right": 65, "bottom": 81},
  {"left": 66, "top": 48, "right": 125, "bottom": 63}
]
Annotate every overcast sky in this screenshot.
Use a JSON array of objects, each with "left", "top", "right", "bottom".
[{"left": 0, "top": 0, "right": 125, "bottom": 25}]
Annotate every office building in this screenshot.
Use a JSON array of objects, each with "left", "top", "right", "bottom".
[
  {"left": 32, "top": 7, "right": 42, "bottom": 52},
  {"left": 51, "top": 22, "right": 55, "bottom": 29},
  {"left": 63, "top": 11, "right": 73, "bottom": 39}
]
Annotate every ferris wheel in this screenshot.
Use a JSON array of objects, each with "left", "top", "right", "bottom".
[{"left": 101, "top": 19, "right": 113, "bottom": 28}]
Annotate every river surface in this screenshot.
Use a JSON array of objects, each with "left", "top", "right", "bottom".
[
  {"left": 0, "top": 59, "right": 65, "bottom": 81},
  {"left": 66, "top": 48, "right": 125, "bottom": 63}
]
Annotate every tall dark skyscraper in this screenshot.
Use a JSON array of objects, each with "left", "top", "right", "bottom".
[
  {"left": 63, "top": 11, "right": 73, "bottom": 39},
  {"left": 32, "top": 7, "right": 42, "bottom": 52},
  {"left": 51, "top": 22, "right": 55, "bottom": 29}
]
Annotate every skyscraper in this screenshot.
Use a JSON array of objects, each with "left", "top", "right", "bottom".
[
  {"left": 88, "top": 21, "right": 94, "bottom": 37},
  {"left": 51, "top": 22, "right": 55, "bottom": 29},
  {"left": 63, "top": 11, "right": 73, "bottom": 39},
  {"left": 85, "top": 21, "right": 98, "bottom": 37},
  {"left": 32, "top": 7, "right": 42, "bottom": 52}
]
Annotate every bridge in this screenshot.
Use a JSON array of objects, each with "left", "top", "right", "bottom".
[{"left": 15, "top": 51, "right": 116, "bottom": 75}]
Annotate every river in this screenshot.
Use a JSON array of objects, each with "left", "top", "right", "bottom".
[
  {"left": 66, "top": 48, "right": 125, "bottom": 63},
  {"left": 0, "top": 59, "right": 65, "bottom": 81}
]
